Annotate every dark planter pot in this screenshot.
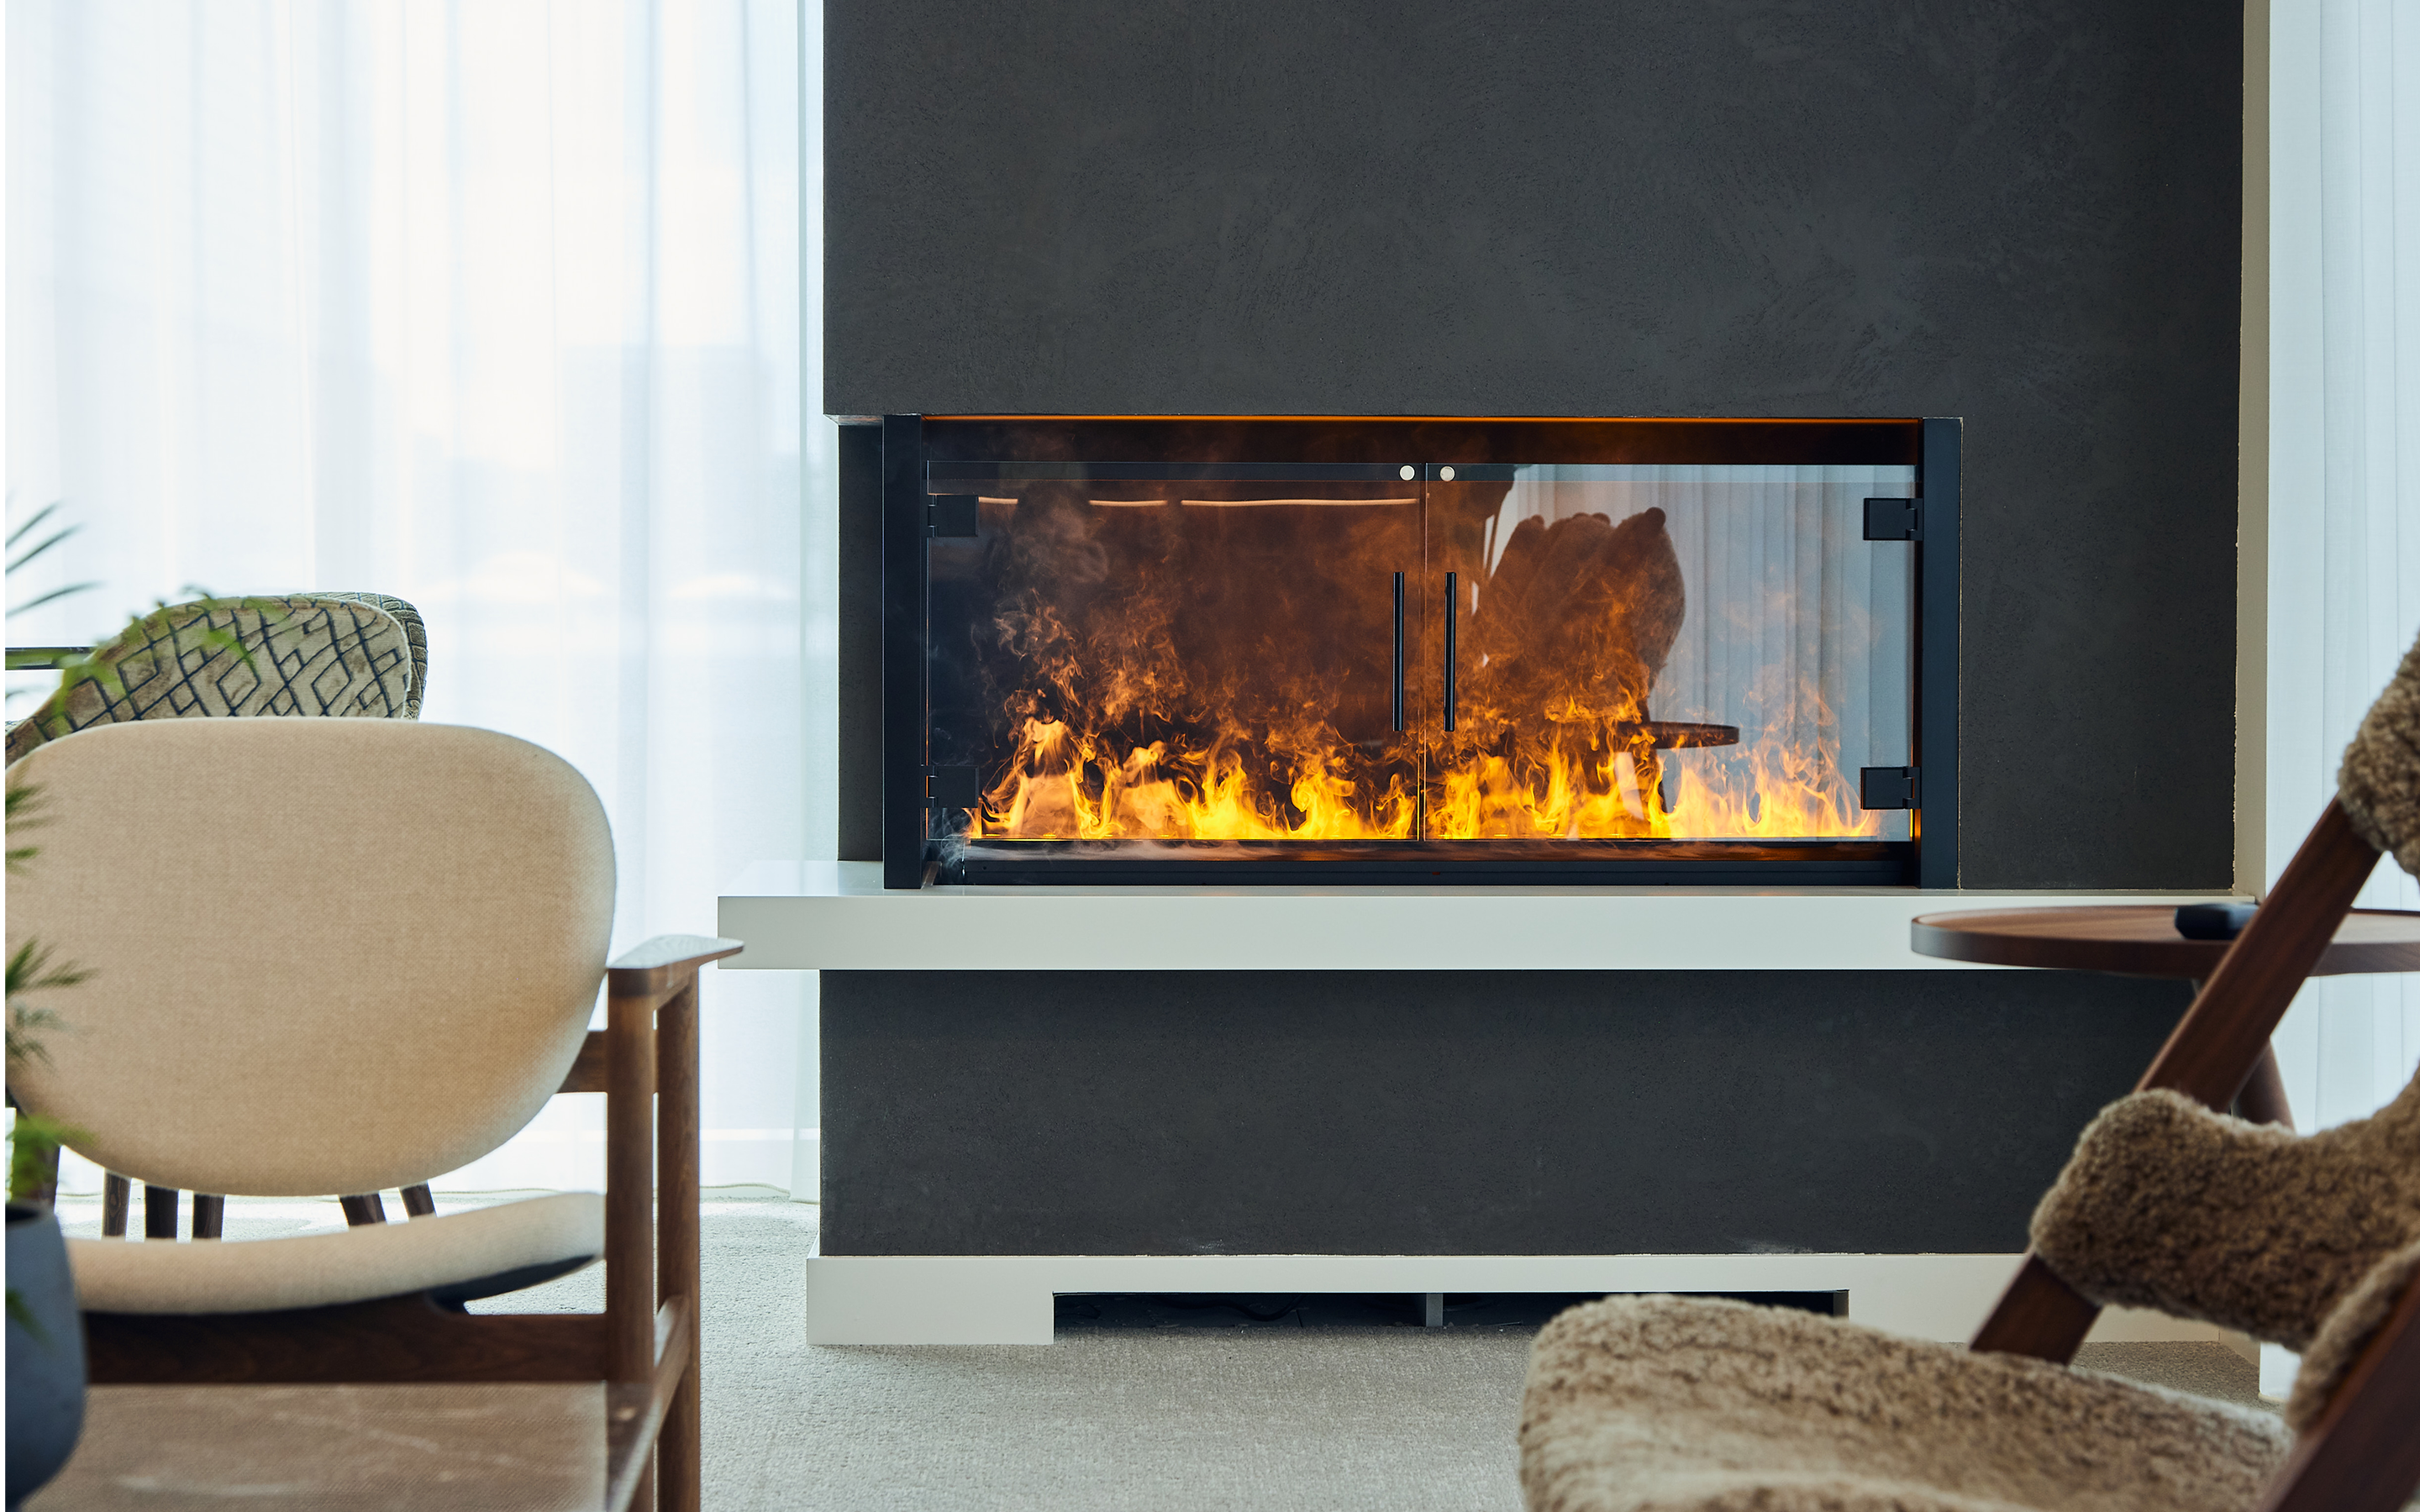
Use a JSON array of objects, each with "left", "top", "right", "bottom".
[{"left": 7, "top": 1203, "right": 85, "bottom": 1509}]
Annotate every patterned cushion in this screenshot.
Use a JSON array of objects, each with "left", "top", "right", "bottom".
[
  {"left": 313, "top": 591, "right": 428, "bottom": 718},
  {"left": 3, "top": 596, "right": 413, "bottom": 765}
]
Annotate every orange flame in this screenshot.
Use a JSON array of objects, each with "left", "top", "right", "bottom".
[{"left": 965, "top": 493, "right": 1890, "bottom": 845}]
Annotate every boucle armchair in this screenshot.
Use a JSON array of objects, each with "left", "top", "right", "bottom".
[
  {"left": 1520, "top": 630, "right": 2420, "bottom": 1512},
  {"left": 4, "top": 718, "right": 739, "bottom": 1512}
]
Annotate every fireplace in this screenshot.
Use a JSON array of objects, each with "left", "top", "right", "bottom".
[{"left": 879, "top": 417, "right": 1957, "bottom": 888}]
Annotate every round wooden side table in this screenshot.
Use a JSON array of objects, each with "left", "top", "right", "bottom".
[{"left": 1909, "top": 906, "right": 2420, "bottom": 1130}]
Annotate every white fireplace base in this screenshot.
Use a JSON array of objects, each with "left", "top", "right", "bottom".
[
  {"left": 719, "top": 862, "right": 2238, "bottom": 973},
  {"left": 800, "top": 1248, "right": 2250, "bottom": 1351}
]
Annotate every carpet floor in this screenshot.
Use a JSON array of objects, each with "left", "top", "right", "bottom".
[{"left": 53, "top": 1194, "right": 2268, "bottom": 1510}]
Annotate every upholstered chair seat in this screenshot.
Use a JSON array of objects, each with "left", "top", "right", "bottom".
[
  {"left": 1523, "top": 1294, "right": 2291, "bottom": 1512},
  {"left": 66, "top": 1193, "right": 602, "bottom": 1315}
]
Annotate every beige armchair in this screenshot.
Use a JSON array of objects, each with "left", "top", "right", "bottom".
[{"left": 4, "top": 718, "right": 736, "bottom": 1512}]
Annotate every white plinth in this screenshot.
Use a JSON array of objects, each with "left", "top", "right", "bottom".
[
  {"left": 719, "top": 861, "right": 2238, "bottom": 972},
  {"left": 800, "top": 1248, "right": 2249, "bottom": 1349}
]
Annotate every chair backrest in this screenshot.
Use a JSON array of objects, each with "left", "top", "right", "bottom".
[
  {"left": 5, "top": 719, "right": 614, "bottom": 1197},
  {"left": 3, "top": 596, "right": 415, "bottom": 765}
]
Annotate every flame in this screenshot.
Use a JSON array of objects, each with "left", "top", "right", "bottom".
[
  {"left": 982, "top": 703, "right": 1881, "bottom": 843},
  {"left": 963, "top": 493, "right": 1888, "bottom": 845}
]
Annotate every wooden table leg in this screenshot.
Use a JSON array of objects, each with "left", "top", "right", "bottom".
[
  {"left": 2238, "top": 1042, "right": 2296, "bottom": 1131},
  {"left": 2185, "top": 977, "right": 2296, "bottom": 1131}
]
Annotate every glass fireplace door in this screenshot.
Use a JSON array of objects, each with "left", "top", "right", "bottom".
[
  {"left": 1423, "top": 463, "right": 1915, "bottom": 844},
  {"left": 926, "top": 466, "right": 1424, "bottom": 844}
]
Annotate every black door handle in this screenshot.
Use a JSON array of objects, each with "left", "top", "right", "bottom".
[
  {"left": 1392, "top": 571, "right": 1406, "bottom": 732},
  {"left": 1444, "top": 572, "right": 1458, "bottom": 732}
]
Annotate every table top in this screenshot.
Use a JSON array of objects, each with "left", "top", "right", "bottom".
[
  {"left": 1910, "top": 906, "right": 2420, "bottom": 979},
  {"left": 28, "top": 1383, "right": 654, "bottom": 1512}
]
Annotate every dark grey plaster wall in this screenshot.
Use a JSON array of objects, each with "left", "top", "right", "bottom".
[
  {"left": 820, "top": 969, "right": 2187, "bottom": 1257},
  {"left": 826, "top": 1, "right": 2244, "bottom": 888}
]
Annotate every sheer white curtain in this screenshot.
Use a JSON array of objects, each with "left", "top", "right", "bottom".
[
  {"left": 6, "top": 0, "right": 821, "bottom": 1196},
  {"left": 2268, "top": 0, "right": 2420, "bottom": 1138}
]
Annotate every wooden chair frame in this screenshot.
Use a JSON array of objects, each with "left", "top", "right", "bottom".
[
  {"left": 1968, "top": 800, "right": 2420, "bottom": 1512},
  {"left": 77, "top": 935, "right": 742, "bottom": 1512}
]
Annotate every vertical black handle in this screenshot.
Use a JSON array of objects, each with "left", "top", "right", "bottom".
[
  {"left": 1392, "top": 571, "right": 1406, "bottom": 732},
  {"left": 1443, "top": 572, "right": 1458, "bottom": 732}
]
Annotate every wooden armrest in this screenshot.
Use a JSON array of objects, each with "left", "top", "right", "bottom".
[
  {"left": 557, "top": 938, "right": 741, "bottom": 1093},
  {"left": 607, "top": 934, "right": 743, "bottom": 995}
]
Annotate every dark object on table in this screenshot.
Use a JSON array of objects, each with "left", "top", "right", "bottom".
[{"left": 2175, "top": 902, "right": 2259, "bottom": 941}]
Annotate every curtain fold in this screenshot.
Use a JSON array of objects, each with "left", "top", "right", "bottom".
[
  {"left": 7, "top": 0, "right": 815, "bottom": 1196},
  {"left": 2268, "top": 0, "right": 2420, "bottom": 1145}
]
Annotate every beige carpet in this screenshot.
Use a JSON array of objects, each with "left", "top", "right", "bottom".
[{"left": 53, "top": 1195, "right": 2265, "bottom": 1510}]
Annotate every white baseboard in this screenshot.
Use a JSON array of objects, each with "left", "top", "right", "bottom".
[{"left": 801, "top": 1250, "right": 2249, "bottom": 1347}]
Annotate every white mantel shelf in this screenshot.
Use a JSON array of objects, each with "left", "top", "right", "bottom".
[{"left": 718, "top": 862, "right": 2241, "bottom": 972}]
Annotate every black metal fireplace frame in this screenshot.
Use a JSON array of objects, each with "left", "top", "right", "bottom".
[{"left": 871, "top": 417, "right": 1960, "bottom": 890}]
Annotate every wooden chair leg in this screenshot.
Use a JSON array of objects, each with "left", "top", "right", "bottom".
[
  {"left": 605, "top": 961, "right": 661, "bottom": 1507},
  {"left": 400, "top": 1184, "right": 436, "bottom": 1218},
  {"left": 143, "top": 1184, "right": 179, "bottom": 1240},
  {"left": 339, "top": 1194, "right": 387, "bottom": 1226},
  {"left": 102, "top": 1171, "right": 131, "bottom": 1237},
  {"left": 191, "top": 1194, "right": 224, "bottom": 1240},
  {"left": 658, "top": 977, "right": 703, "bottom": 1512}
]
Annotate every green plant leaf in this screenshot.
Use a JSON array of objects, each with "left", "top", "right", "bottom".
[
  {"left": 4, "top": 501, "right": 63, "bottom": 551},
  {"left": 7, "top": 1284, "right": 47, "bottom": 1343},
  {"left": 5, "top": 1111, "right": 85, "bottom": 1206}
]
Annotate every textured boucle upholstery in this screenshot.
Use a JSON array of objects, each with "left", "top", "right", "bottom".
[
  {"left": 69, "top": 1194, "right": 602, "bottom": 1315},
  {"left": 1520, "top": 1295, "right": 2290, "bottom": 1512},
  {"left": 2030, "top": 1068, "right": 2420, "bottom": 1427},
  {"left": 5, "top": 720, "right": 614, "bottom": 1196},
  {"left": 2287, "top": 1239, "right": 2420, "bottom": 1431},
  {"left": 3, "top": 596, "right": 414, "bottom": 764},
  {"left": 2339, "top": 625, "right": 2420, "bottom": 875}
]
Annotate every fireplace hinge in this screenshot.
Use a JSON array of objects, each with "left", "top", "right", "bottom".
[
  {"left": 928, "top": 494, "right": 980, "bottom": 538},
  {"left": 927, "top": 765, "right": 981, "bottom": 810},
  {"left": 1862, "top": 497, "right": 1922, "bottom": 541},
  {"left": 1859, "top": 766, "right": 1920, "bottom": 810}
]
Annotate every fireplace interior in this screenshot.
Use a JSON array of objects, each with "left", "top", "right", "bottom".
[{"left": 881, "top": 417, "right": 1956, "bottom": 887}]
